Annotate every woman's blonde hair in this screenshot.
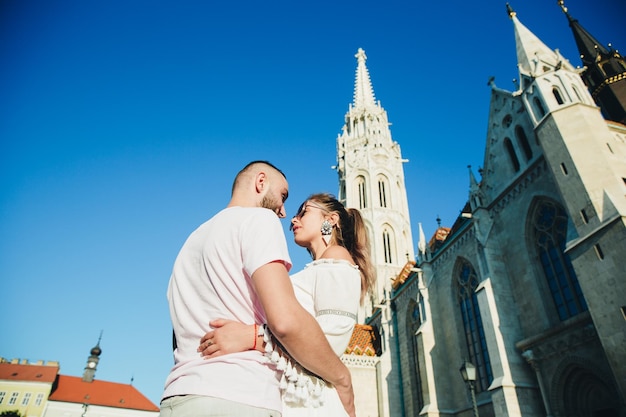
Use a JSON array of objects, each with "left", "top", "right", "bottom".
[{"left": 304, "top": 193, "right": 376, "bottom": 304}]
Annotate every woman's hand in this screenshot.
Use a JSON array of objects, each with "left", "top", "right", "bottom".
[{"left": 198, "top": 319, "right": 260, "bottom": 358}]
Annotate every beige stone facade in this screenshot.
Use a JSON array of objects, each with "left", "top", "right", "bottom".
[{"left": 337, "top": 6, "right": 626, "bottom": 417}]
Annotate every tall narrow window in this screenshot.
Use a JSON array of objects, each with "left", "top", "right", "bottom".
[
  {"left": 378, "top": 178, "right": 387, "bottom": 207},
  {"left": 34, "top": 393, "right": 44, "bottom": 407},
  {"left": 22, "top": 393, "right": 31, "bottom": 406},
  {"left": 533, "top": 97, "right": 546, "bottom": 118},
  {"left": 504, "top": 138, "right": 521, "bottom": 172},
  {"left": 0, "top": 392, "right": 6, "bottom": 405},
  {"left": 553, "top": 87, "right": 564, "bottom": 104},
  {"left": 580, "top": 209, "right": 589, "bottom": 224},
  {"left": 533, "top": 200, "right": 588, "bottom": 320},
  {"left": 572, "top": 85, "right": 582, "bottom": 102},
  {"left": 594, "top": 244, "right": 605, "bottom": 260},
  {"left": 8, "top": 392, "right": 19, "bottom": 405},
  {"left": 357, "top": 176, "right": 368, "bottom": 209},
  {"left": 457, "top": 259, "right": 493, "bottom": 392},
  {"left": 407, "top": 299, "right": 425, "bottom": 411},
  {"left": 383, "top": 229, "right": 393, "bottom": 264},
  {"left": 515, "top": 125, "right": 533, "bottom": 161}
]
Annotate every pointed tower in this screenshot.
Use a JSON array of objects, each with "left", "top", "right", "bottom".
[
  {"left": 559, "top": 0, "right": 626, "bottom": 124},
  {"left": 336, "top": 48, "right": 415, "bottom": 311},
  {"left": 509, "top": 4, "right": 626, "bottom": 400},
  {"left": 82, "top": 334, "right": 102, "bottom": 382},
  {"left": 335, "top": 48, "right": 415, "bottom": 417}
]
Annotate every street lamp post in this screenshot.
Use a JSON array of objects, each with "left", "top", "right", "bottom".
[{"left": 459, "top": 361, "right": 480, "bottom": 417}]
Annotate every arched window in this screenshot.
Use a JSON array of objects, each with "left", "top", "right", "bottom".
[
  {"left": 407, "top": 298, "right": 424, "bottom": 411},
  {"left": 572, "top": 85, "right": 582, "bottom": 102},
  {"left": 457, "top": 259, "right": 493, "bottom": 392},
  {"left": 553, "top": 87, "right": 564, "bottom": 105},
  {"left": 533, "top": 96, "right": 546, "bottom": 118},
  {"left": 356, "top": 176, "right": 367, "bottom": 209},
  {"left": 532, "top": 200, "right": 588, "bottom": 320},
  {"left": 504, "top": 138, "right": 521, "bottom": 172},
  {"left": 383, "top": 228, "right": 393, "bottom": 264},
  {"left": 515, "top": 125, "right": 533, "bottom": 161},
  {"left": 378, "top": 176, "right": 388, "bottom": 207}
]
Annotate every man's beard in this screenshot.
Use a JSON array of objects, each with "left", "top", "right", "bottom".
[{"left": 260, "top": 195, "right": 281, "bottom": 216}]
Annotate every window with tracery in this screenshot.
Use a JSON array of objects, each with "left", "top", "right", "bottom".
[
  {"left": 532, "top": 200, "right": 588, "bottom": 320},
  {"left": 457, "top": 259, "right": 493, "bottom": 392},
  {"left": 378, "top": 177, "right": 388, "bottom": 207},
  {"left": 356, "top": 176, "right": 367, "bottom": 209}
]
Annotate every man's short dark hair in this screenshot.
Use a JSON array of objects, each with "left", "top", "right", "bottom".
[{"left": 231, "top": 160, "right": 286, "bottom": 194}]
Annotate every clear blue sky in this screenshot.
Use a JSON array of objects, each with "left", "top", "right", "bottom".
[{"left": 1, "top": 0, "right": 623, "bottom": 406}]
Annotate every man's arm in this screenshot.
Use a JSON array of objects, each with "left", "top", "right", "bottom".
[{"left": 252, "top": 261, "right": 355, "bottom": 417}]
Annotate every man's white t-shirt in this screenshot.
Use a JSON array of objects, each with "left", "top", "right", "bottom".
[{"left": 162, "top": 207, "right": 292, "bottom": 412}]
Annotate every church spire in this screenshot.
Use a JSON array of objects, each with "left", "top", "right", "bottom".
[
  {"left": 336, "top": 48, "right": 414, "bottom": 307},
  {"left": 352, "top": 48, "right": 377, "bottom": 110},
  {"left": 82, "top": 332, "right": 103, "bottom": 382},
  {"left": 559, "top": 0, "right": 626, "bottom": 124},
  {"left": 507, "top": 3, "right": 574, "bottom": 79}
]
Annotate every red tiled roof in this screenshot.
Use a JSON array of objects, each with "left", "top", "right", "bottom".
[
  {"left": 391, "top": 260, "right": 416, "bottom": 289},
  {"left": 48, "top": 375, "right": 159, "bottom": 412},
  {"left": 0, "top": 362, "right": 59, "bottom": 383},
  {"left": 345, "top": 324, "right": 377, "bottom": 356},
  {"left": 428, "top": 227, "right": 451, "bottom": 247}
]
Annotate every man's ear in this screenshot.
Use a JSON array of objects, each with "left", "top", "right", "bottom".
[{"left": 255, "top": 171, "right": 267, "bottom": 193}]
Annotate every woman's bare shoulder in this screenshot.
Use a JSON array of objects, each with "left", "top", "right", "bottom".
[{"left": 320, "top": 245, "right": 354, "bottom": 263}]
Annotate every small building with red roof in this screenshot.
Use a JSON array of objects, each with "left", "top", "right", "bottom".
[
  {"left": 45, "top": 375, "right": 158, "bottom": 417},
  {"left": 1, "top": 338, "right": 158, "bottom": 417},
  {"left": 0, "top": 358, "right": 60, "bottom": 417}
]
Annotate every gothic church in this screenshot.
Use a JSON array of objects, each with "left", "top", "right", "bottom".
[{"left": 337, "top": 3, "right": 626, "bottom": 416}]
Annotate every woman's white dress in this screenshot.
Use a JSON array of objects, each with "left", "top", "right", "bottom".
[{"left": 264, "top": 259, "right": 361, "bottom": 417}]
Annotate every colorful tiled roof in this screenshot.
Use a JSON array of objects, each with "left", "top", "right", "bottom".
[
  {"left": 0, "top": 361, "right": 59, "bottom": 383},
  {"left": 48, "top": 375, "right": 159, "bottom": 412},
  {"left": 429, "top": 226, "right": 451, "bottom": 253},
  {"left": 345, "top": 324, "right": 377, "bottom": 356},
  {"left": 391, "top": 260, "right": 416, "bottom": 289}
]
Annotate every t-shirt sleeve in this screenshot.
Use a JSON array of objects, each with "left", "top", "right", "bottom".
[
  {"left": 313, "top": 264, "right": 360, "bottom": 356},
  {"left": 241, "top": 209, "right": 292, "bottom": 277}
]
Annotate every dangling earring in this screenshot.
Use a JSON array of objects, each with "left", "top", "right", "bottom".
[{"left": 321, "top": 220, "right": 333, "bottom": 244}]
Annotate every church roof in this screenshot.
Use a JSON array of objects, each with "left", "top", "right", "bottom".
[
  {"left": 428, "top": 227, "right": 451, "bottom": 249},
  {"left": 559, "top": 1, "right": 626, "bottom": 123},
  {"left": 0, "top": 360, "right": 59, "bottom": 383},
  {"left": 560, "top": 2, "right": 612, "bottom": 69},
  {"left": 48, "top": 375, "right": 159, "bottom": 412},
  {"left": 392, "top": 261, "right": 417, "bottom": 290},
  {"left": 345, "top": 324, "right": 377, "bottom": 356},
  {"left": 507, "top": 3, "right": 574, "bottom": 77}
]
